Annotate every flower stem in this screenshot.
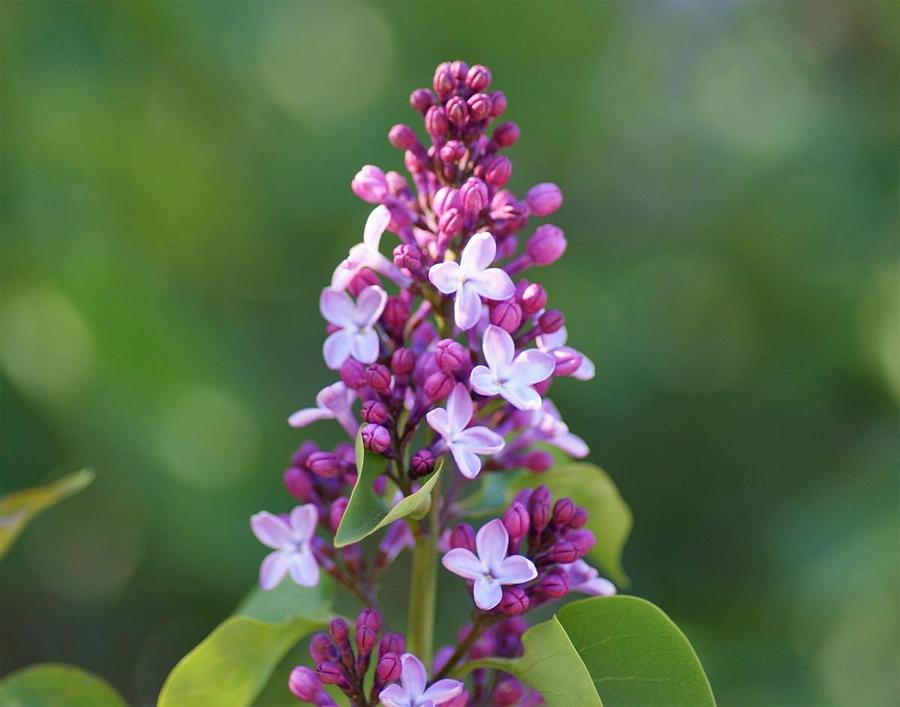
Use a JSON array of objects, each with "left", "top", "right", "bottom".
[{"left": 407, "top": 490, "right": 439, "bottom": 665}]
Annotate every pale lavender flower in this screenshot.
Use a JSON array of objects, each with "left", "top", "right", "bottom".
[
  {"left": 251, "top": 505, "right": 319, "bottom": 590},
  {"left": 534, "top": 399, "right": 589, "bottom": 458},
  {"left": 379, "top": 653, "right": 464, "bottom": 707},
  {"left": 426, "top": 383, "right": 504, "bottom": 479},
  {"left": 428, "top": 232, "right": 515, "bottom": 330},
  {"left": 319, "top": 285, "right": 387, "bottom": 369},
  {"left": 470, "top": 325, "right": 555, "bottom": 410},
  {"left": 536, "top": 326, "right": 595, "bottom": 381},
  {"left": 288, "top": 382, "right": 358, "bottom": 438},
  {"left": 442, "top": 519, "right": 537, "bottom": 610},
  {"left": 332, "top": 205, "right": 411, "bottom": 291},
  {"left": 564, "top": 559, "right": 616, "bottom": 596}
]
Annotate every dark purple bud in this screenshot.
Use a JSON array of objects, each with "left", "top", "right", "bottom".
[
  {"left": 382, "top": 297, "right": 409, "bottom": 334},
  {"left": 388, "top": 124, "right": 419, "bottom": 150},
  {"left": 570, "top": 507, "right": 589, "bottom": 529},
  {"left": 340, "top": 358, "right": 368, "bottom": 389},
  {"left": 450, "top": 523, "right": 476, "bottom": 551},
  {"left": 490, "top": 300, "right": 523, "bottom": 332},
  {"left": 499, "top": 587, "right": 530, "bottom": 616},
  {"left": 355, "top": 608, "right": 381, "bottom": 652},
  {"left": 310, "top": 632, "right": 339, "bottom": 664},
  {"left": 538, "top": 309, "right": 565, "bottom": 334},
  {"left": 289, "top": 666, "right": 320, "bottom": 701},
  {"left": 391, "top": 347, "right": 416, "bottom": 376},
  {"left": 529, "top": 486, "right": 551, "bottom": 532},
  {"left": 489, "top": 90, "right": 507, "bottom": 117},
  {"left": 351, "top": 165, "right": 388, "bottom": 204},
  {"left": 291, "top": 440, "right": 319, "bottom": 468},
  {"left": 523, "top": 450, "right": 553, "bottom": 472},
  {"left": 424, "top": 371, "right": 454, "bottom": 401},
  {"left": 527, "top": 182, "right": 563, "bottom": 217},
  {"left": 439, "top": 140, "right": 466, "bottom": 163},
  {"left": 361, "top": 423, "right": 392, "bottom": 454},
  {"left": 379, "top": 631, "right": 405, "bottom": 659},
  {"left": 493, "top": 121, "right": 520, "bottom": 148},
  {"left": 467, "top": 92, "right": 492, "bottom": 121},
  {"left": 366, "top": 364, "right": 392, "bottom": 394},
  {"left": 438, "top": 208, "right": 463, "bottom": 237},
  {"left": 535, "top": 568, "right": 569, "bottom": 598},
  {"left": 329, "top": 617, "right": 350, "bottom": 643},
  {"left": 493, "top": 677, "right": 526, "bottom": 706},
  {"left": 434, "top": 339, "right": 467, "bottom": 372},
  {"left": 308, "top": 452, "right": 340, "bottom": 478},
  {"left": 393, "top": 243, "right": 422, "bottom": 271},
  {"left": 347, "top": 268, "right": 380, "bottom": 297},
  {"left": 445, "top": 96, "right": 469, "bottom": 128},
  {"left": 553, "top": 498, "right": 576, "bottom": 527},
  {"left": 433, "top": 64, "right": 456, "bottom": 99},
  {"left": 569, "top": 529, "right": 596, "bottom": 557},
  {"left": 315, "top": 662, "right": 344, "bottom": 686},
  {"left": 484, "top": 156, "right": 512, "bottom": 188},
  {"left": 547, "top": 541, "right": 579, "bottom": 564},
  {"left": 503, "top": 502, "right": 530, "bottom": 541},
  {"left": 520, "top": 283, "right": 548, "bottom": 315},
  {"left": 410, "top": 449, "right": 435, "bottom": 477},
  {"left": 361, "top": 400, "right": 390, "bottom": 424},
  {"left": 527, "top": 224, "right": 567, "bottom": 266},
  {"left": 376, "top": 652, "right": 402, "bottom": 685},
  {"left": 328, "top": 497, "right": 348, "bottom": 531},
  {"left": 553, "top": 349, "right": 583, "bottom": 377},
  {"left": 466, "top": 64, "right": 491, "bottom": 91},
  {"left": 284, "top": 467, "right": 314, "bottom": 501},
  {"left": 425, "top": 106, "right": 448, "bottom": 139},
  {"left": 460, "top": 177, "right": 489, "bottom": 217},
  {"left": 410, "top": 88, "right": 435, "bottom": 114}
]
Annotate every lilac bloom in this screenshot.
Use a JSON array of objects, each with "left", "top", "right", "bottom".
[
  {"left": 442, "top": 519, "right": 538, "bottom": 610},
  {"left": 250, "top": 505, "right": 319, "bottom": 590},
  {"left": 425, "top": 383, "right": 504, "bottom": 479},
  {"left": 470, "top": 325, "right": 555, "bottom": 410},
  {"left": 332, "top": 205, "right": 411, "bottom": 290},
  {"left": 536, "top": 326, "right": 595, "bottom": 381},
  {"left": 379, "top": 653, "right": 464, "bottom": 707},
  {"left": 428, "top": 232, "right": 515, "bottom": 330},
  {"left": 533, "top": 399, "right": 589, "bottom": 458},
  {"left": 288, "top": 382, "right": 358, "bottom": 437},
  {"left": 319, "top": 285, "right": 387, "bottom": 369},
  {"left": 564, "top": 559, "right": 616, "bottom": 596}
]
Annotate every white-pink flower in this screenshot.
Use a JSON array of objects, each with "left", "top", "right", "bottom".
[
  {"left": 442, "top": 519, "right": 537, "bottom": 610},
  {"left": 564, "top": 559, "right": 616, "bottom": 596},
  {"left": 536, "top": 326, "right": 595, "bottom": 381},
  {"left": 250, "top": 505, "right": 319, "bottom": 590},
  {"left": 533, "top": 399, "right": 589, "bottom": 458},
  {"left": 379, "top": 653, "right": 464, "bottom": 707},
  {"left": 428, "top": 232, "right": 515, "bottom": 330},
  {"left": 425, "top": 383, "right": 504, "bottom": 479},
  {"left": 288, "top": 382, "right": 357, "bottom": 438},
  {"left": 319, "top": 285, "right": 387, "bottom": 369},
  {"left": 332, "top": 205, "right": 411, "bottom": 291},
  {"left": 470, "top": 325, "right": 555, "bottom": 410}
]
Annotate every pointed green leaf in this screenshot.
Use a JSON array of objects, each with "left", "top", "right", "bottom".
[
  {"left": 0, "top": 663, "right": 126, "bottom": 707},
  {"left": 558, "top": 596, "right": 716, "bottom": 707},
  {"left": 0, "top": 469, "right": 94, "bottom": 559},
  {"left": 511, "top": 462, "right": 632, "bottom": 585},
  {"left": 333, "top": 434, "right": 442, "bottom": 547}
]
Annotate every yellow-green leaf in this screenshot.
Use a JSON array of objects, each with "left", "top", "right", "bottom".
[{"left": 0, "top": 663, "right": 126, "bottom": 707}]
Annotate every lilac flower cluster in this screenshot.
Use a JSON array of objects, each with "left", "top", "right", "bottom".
[{"left": 250, "top": 60, "right": 614, "bottom": 706}]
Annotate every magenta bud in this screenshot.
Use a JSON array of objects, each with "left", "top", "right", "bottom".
[
  {"left": 434, "top": 339, "right": 467, "bottom": 372},
  {"left": 490, "top": 300, "right": 523, "bottom": 332},
  {"left": 433, "top": 64, "right": 456, "bottom": 99},
  {"left": 493, "top": 677, "right": 526, "bottom": 706},
  {"left": 385, "top": 171, "right": 408, "bottom": 196},
  {"left": 439, "top": 139, "right": 466, "bottom": 163},
  {"left": 355, "top": 608, "right": 381, "bottom": 652},
  {"left": 404, "top": 149, "right": 426, "bottom": 174},
  {"left": 520, "top": 283, "right": 548, "bottom": 315},
  {"left": 503, "top": 502, "right": 530, "bottom": 541},
  {"left": 438, "top": 208, "right": 463, "bottom": 237},
  {"left": 291, "top": 440, "right": 320, "bottom": 468},
  {"left": 424, "top": 371, "right": 454, "bottom": 401},
  {"left": 450, "top": 60, "right": 469, "bottom": 81},
  {"left": 536, "top": 569, "right": 569, "bottom": 598},
  {"left": 432, "top": 186, "right": 461, "bottom": 216},
  {"left": 284, "top": 467, "right": 314, "bottom": 501},
  {"left": 484, "top": 156, "right": 512, "bottom": 188},
  {"left": 569, "top": 529, "right": 597, "bottom": 557},
  {"left": 376, "top": 653, "right": 401, "bottom": 684},
  {"left": 539, "top": 309, "right": 565, "bottom": 334},
  {"left": 445, "top": 96, "right": 469, "bottom": 127},
  {"left": 553, "top": 498, "right": 576, "bottom": 527},
  {"left": 388, "top": 124, "right": 418, "bottom": 150},
  {"left": 466, "top": 92, "right": 491, "bottom": 122},
  {"left": 529, "top": 485, "right": 551, "bottom": 532},
  {"left": 366, "top": 364, "right": 392, "bottom": 394},
  {"left": 527, "top": 182, "right": 563, "bottom": 217},
  {"left": 499, "top": 587, "right": 530, "bottom": 616},
  {"left": 361, "top": 400, "right": 390, "bottom": 424},
  {"left": 382, "top": 297, "right": 409, "bottom": 334},
  {"left": 310, "top": 633, "right": 339, "bottom": 664},
  {"left": 466, "top": 64, "right": 491, "bottom": 91},
  {"left": 308, "top": 452, "right": 340, "bottom": 478},
  {"left": 329, "top": 617, "right": 349, "bottom": 642},
  {"left": 379, "top": 631, "right": 405, "bottom": 658},
  {"left": 410, "top": 449, "right": 436, "bottom": 477},
  {"left": 425, "top": 105, "right": 448, "bottom": 139},
  {"left": 523, "top": 450, "right": 553, "bottom": 472},
  {"left": 289, "top": 666, "right": 320, "bottom": 701},
  {"left": 393, "top": 243, "right": 422, "bottom": 271},
  {"left": 547, "top": 541, "right": 579, "bottom": 564},
  {"left": 532, "top": 484, "right": 551, "bottom": 506},
  {"left": 460, "top": 177, "right": 489, "bottom": 216},
  {"left": 391, "top": 347, "right": 416, "bottom": 376},
  {"left": 340, "top": 358, "right": 368, "bottom": 389},
  {"left": 410, "top": 88, "right": 435, "bottom": 114},
  {"left": 527, "top": 224, "right": 567, "bottom": 266},
  {"left": 361, "top": 423, "right": 392, "bottom": 454},
  {"left": 351, "top": 165, "right": 388, "bottom": 204},
  {"left": 328, "top": 497, "right": 348, "bottom": 532},
  {"left": 347, "top": 268, "right": 380, "bottom": 297},
  {"left": 553, "top": 349, "right": 583, "bottom": 377},
  {"left": 570, "top": 507, "right": 589, "bottom": 529},
  {"left": 489, "top": 90, "right": 507, "bottom": 117},
  {"left": 315, "top": 662, "right": 344, "bottom": 686},
  {"left": 493, "top": 121, "right": 520, "bottom": 148},
  {"left": 450, "top": 523, "right": 476, "bottom": 551}
]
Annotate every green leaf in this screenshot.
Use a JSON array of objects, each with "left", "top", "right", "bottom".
[
  {"left": 157, "top": 579, "right": 332, "bottom": 707},
  {"left": 0, "top": 469, "right": 94, "bottom": 559},
  {"left": 511, "top": 462, "right": 632, "bottom": 585},
  {"left": 558, "top": 596, "right": 716, "bottom": 707},
  {"left": 333, "top": 434, "right": 442, "bottom": 548},
  {"left": 456, "top": 616, "right": 603, "bottom": 706},
  {"left": 0, "top": 663, "right": 126, "bottom": 707}
]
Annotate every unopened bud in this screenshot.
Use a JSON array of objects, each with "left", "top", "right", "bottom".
[
  {"left": 382, "top": 297, "right": 409, "bottom": 334},
  {"left": 376, "top": 652, "right": 402, "bottom": 684},
  {"left": 361, "top": 424, "right": 392, "bottom": 454},
  {"left": 424, "top": 371, "right": 454, "bottom": 401},
  {"left": 536, "top": 569, "right": 569, "bottom": 598},
  {"left": 493, "top": 121, "right": 520, "bottom": 148},
  {"left": 378, "top": 631, "right": 405, "bottom": 658},
  {"left": 388, "top": 124, "right": 418, "bottom": 150},
  {"left": 527, "top": 182, "right": 563, "bottom": 217},
  {"left": 520, "top": 283, "right": 548, "bottom": 315},
  {"left": 410, "top": 449, "right": 436, "bottom": 477},
  {"left": 539, "top": 309, "right": 565, "bottom": 334},
  {"left": 450, "top": 523, "right": 476, "bottom": 551},
  {"left": 467, "top": 92, "right": 492, "bottom": 121},
  {"left": 466, "top": 64, "right": 492, "bottom": 91},
  {"left": 284, "top": 467, "right": 314, "bottom": 501},
  {"left": 434, "top": 339, "right": 467, "bottom": 372},
  {"left": 527, "top": 224, "right": 567, "bottom": 266},
  {"left": 570, "top": 507, "right": 589, "bottom": 529},
  {"left": 523, "top": 450, "right": 553, "bottom": 472},
  {"left": 366, "top": 364, "right": 392, "bottom": 394},
  {"left": 484, "top": 155, "right": 512, "bottom": 188},
  {"left": 410, "top": 88, "right": 435, "bottom": 114},
  {"left": 315, "top": 662, "right": 344, "bottom": 686},
  {"left": 308, "top": 452, "right": 340, "bottom": 478},
  {"left": 340, "top": 359, "right": 368, "bottom": 389},
  {"left": 438, "top": 208, "right": 463, "bottom": 237},
  {"left": 503, "top": 502, "right": 530, "bottom": 541},
  {"left": 489, "top": 91, "right": 507, "bottom": 117},
  {"left": 493, "top": 677, "right": 526, "bottom": 706},
  {"left": 425, "top": 105, "right": 448, "bottom": 139},
  {"left": 439, "top": 139, "right": 466, "bottom": 163},
  {"left": 361, "top": 400, "right": 390, "bottom": 424},
  {"left": 310, "top": 633, "right": 339, "bottom": 664},
  {"left": 553, "top": 498, "right": 576, "bottom": 527},
  {"left": 445, "top": 96, "right": 469, "bottom": 127},
  {"left": 355, "top": 608, "right": 381, "bottom": 652},
  {"left": 460, "top": 177, "right": 489, "bottom": 217},
  {"left": 490, "top": 300, "right": 522, "bottom": 332},
  {"left": 289, "top": 666, "right": 320, "bottom": 701},
  {"left": 391, "top": 347, "right": 416, "bottom": 376},
  {"left": 351, "top": 165, "right": 388, "bottom": 204},
  {"left": 433, "top": 64, "right": 455, "bottom": 99},
  {"left": 393, "top": 243, "right": 422, "bottom": 271},
  {"left": 499, "top": 587, "right": 530, "bottom": 616}
]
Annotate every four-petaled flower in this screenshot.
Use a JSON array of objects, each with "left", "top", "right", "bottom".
[
  {"left": 442, "top": 519, "right": 538, "bottom": 610},
  {"left": 319, "top": 285, "right": 387, "bottom": 369},
  {"left": 332, "top": 205, "right": 411, "bottom": 291},
  {"left": 470, "top": 325, "right": 555, "bottom": 410},
  {"left": 288, "top": 382, "right": 358, "bottom": 438},
  {"left": 533, "top": 399, "right": 589, "bottom": 458},
  {"left": 426, "top": 383, "right": 504, "bottom": 479},
  {"left": 564, "top": 559, "right": 616, "bottom": 597},
  {"left": 428, "top": 232, "right": 515, "bottom": 330},
  {"left": 536, "top": 326, "right": 595, "bottom": 381},
  {"left": 379, "top": 653, "right": 464, "bottom": 707},
  {"left": 251, "top": 505, "right": 319, "bottom": 590}
]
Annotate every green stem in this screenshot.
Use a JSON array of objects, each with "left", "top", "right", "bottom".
[{"left": 407, "top": 492, "right": 439, "bottom": 665}]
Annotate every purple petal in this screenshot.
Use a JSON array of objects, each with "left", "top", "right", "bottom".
[
  {"left": 573, "top": 353, "right": 596, "bottom": 380},
  {"left": 537, "top": 327, "right": 568, "bottom": 350},
  {"left": 400, "top": 653, "right": 427, "bottom": 698},
  {"left": 319, "top": 287, "right": 355, "bottom": 327},
  {"left": 363, "top": 205, "right": 391, "bottom": 250},
  {"left": 469, "top": 365, "right": 501, "bottom": 397},
  {"left": 500, "top": 384, "right": 542, "bottom": 411},
  {"left": 452, "top": 447, "right": 482, "bottom": 479},
  {"left": 482, "top": 325, "right": 515, "bottom": 373},
  {"left": 354, "top": 285, "right": 388, "bottom": 326},
  {"left": 511, "top": 349, "right": 555, "bottom": 386},
  {"left": 288, "top": 546, "right": 320, "bottom": 587},
  {"left": 287, "top": 406, "right": 332, "bottom": 428},
  {"left": 259, "top": 551, "right": 291, "bottom": 590},
  {"left": 316, "top": 382, "right": 351, "bottom": 412},
  {"left": 495, "top": 555, "right": 538, "bottom": 585},
  {"left": 350, "top": 329, "right": 380, "bottom": 364},
  {"left": 289, "top": 504, "right": 318, "bottom": 540},
  {"left": 459, "top": 232, "right": 496, "bottom": 274},
  {"left": 580, "top": 576, "right": 616, "bottom": 596},
  {"left": 475, "top": 519, "right": 509, "bottom": 567},
  {"left": 428, "top": 261, "right": 461, "bottom": 294},
  {"left": 454, "top": 282, "right": 482, "bottom": 330},
  {"left": 425, "top": 408, "right": 452, "bottom": 441},
  {"left": 455, "top": 426, "right": 504, "bottom": 455},
  {"left": 323, "top": 330, "right": 352, "bottom": 370},
  {"left": 473, "top": 576, "right": 503, "bottom": 610},
  {"left": 442, "top": 548, "right": 486, "bottom": 580},
  {"left": 472, "top": 267, "right": 515, "bottom": 301},
  {"left": 378, "top": 684, "right": 410, "bottom": 707},
  {"left": 251, "top": 511, "right": 293, "bottom": 550},
  {"left": 422, "top": 679, "right": 465, "bottom": 704},
  {"left": 551, "top": 432, "right": 589, "bottom": 458},
  {"left": 445, "top": 384, "right": 473, "bottom": 435},
  {"left": 331, "top": 259, "right": 359, "bottom": 291}
]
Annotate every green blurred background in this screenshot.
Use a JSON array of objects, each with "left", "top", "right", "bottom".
[{"left": 2, "top": 1, "right": 898, "bottom": 705}]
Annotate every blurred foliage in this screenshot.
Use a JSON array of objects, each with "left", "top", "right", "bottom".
[{"left": 1, "top": 1, "right": 897, "bottom": 705}]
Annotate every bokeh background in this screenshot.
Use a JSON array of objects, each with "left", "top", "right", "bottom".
[{"left": 2, "top": 1, "right": 898, "bottom": 705}]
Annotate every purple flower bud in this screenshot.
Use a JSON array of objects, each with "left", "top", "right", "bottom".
[
  {"left": 519, "top": 282, "right": 548, "bottom": 315},
  {"left": 404, "top": 149, "right": 426, "bottom": 174},
  {"left": 433, "top": 187, "right": 461, "bottom": 217},
  {"left": 433, "top": 64, "right": 456, "bottom": 99},
  {"left": 466, "top": 63, "right": 491, "bottom": 91},
  {"left": 361, "top": 423, "right": 392, "bottom": 454},
  {"left": 355, "top": 608, "right": 381, "bottom": 652},
  {"left": 535, "top": 568, "right": 569, "bottom": 598},
  {"left": 289, "top": 666, "right": 320, "bottom": 702},
  {"left": 312, "top": 693, "right": 337, "bottom": 707},
  {"left": 467, "top": 92, "right": 492, "bottom": 121},
  {"left": 376, "top": 652, "right": 401, "bottom": 684},
  {"left": 424, "top": 371, "right": 454, "bottom": 401},
  {"left": 284, "top": 467, "right": 314, "bottom": 501},
  {"left": 425, "top": 106, "right": 448, "bottom": 139},
  {"left": 310, "top": 633, "right": 339, "bottom": 665},
  {"left": 445, "top": 96, "right": 469, "bottom": 128},
  {"left": 434, "top": 339, "right": 467, "bottom": 372},
  {"left": 529, "top": 485, "right": 551, "bottom": 532},
  {"left": 315, "top": 662, "right": 345, "bottom": 686},
  {"left": 339, "top": 359, "right": 368, "bottom": 390},
  {"left": 570, "top": 507, "right": 589, "bottom": 529},
  {"left": 291, "top": 440, "right": 319, "bottom": 468},
  {"left": 361, "top": 400, "right": 390, "bottom": 424},
  {"left": 329, "top": 617, "right": 349, "bottom": 643},
  {"left": 523, "top": 450, "right": 553, "bottom": 472},
  {"left": 553, "top": 349, "right": 583, "bottom": 377},
  {"left": 450, "top": 523, "right": 476, "bottom": 551},
  {"left": 438, "top": 208, "right": 463, "bottom": 237},
  {"left": 439, "top": 139, "right": 466, "bottom": 163},
  {"left": 553, "top": 498, "right": 576, "bottom": 527},
  {"left": 527, "top": 182, "right": 563, "bottom": 217},
  {"left": 499, "top": 587, "right": 530, "bottom": 616},
  {"left": 493, "top": 121, "right": 520, "bottom": 148},
  {"left": 490, "top": 90, "right": 507, "bottom": 117},
  {"left": 547, "top": 541, "right": 579, "bottom": 564},
  {"left": 460, "top": 177, "right": 489, "bottom": 217},
  {"left": 410, "top": 88, "right": 435, "bottom": 113},
  {"left": 388, "top": 124, "right": 418, "bottom": 150},
  {"left": 391, "top": 347, "right": 416, "bottom": 376},
  {"left": 484, "top": 156, "right": 512, "bottom": 188},
  {"left": 378, "top": 631, "right": 405, "bottom": 658},
  {"left": 450, "top": 60, "right": 469, "bottom": 81},
  {"left": 351, "top": 165, "right": 388, "bottom": 204},
  {"left": 382, "top": 297, "right": 409, "bottom": 334},
  {"left": 490, "top": 300, "right": 523, "bottom": 332},
  {"left": 503, "top": 502, "right": 530, "bottom": 541},
  {"left": 366, "top": 364, "right": 392, "bottom": 394},
  {"left": 385, "top": 171, "right": 408, "bottom": 196},
  {"left": 410, "top": 449, "right": 435, "bottom": 477},
  {"left": 393, "top": 243, "right": 422, "bottom": 271},
  {"left": 539, "top": 309, "right": 564, "bottom": 334},
  {"left": 327, "top": 497, "right": 347, "bottom": 532},
  {"left": 493, "top": 677, "right": 526, "bottom": 706},
  {"left": 527, "top": 224, "right": 567, "bottom": 266},
  {"left": 308, "top": 452, "right": 340, "bottom": 478},
  {"left": 569, "top": 529, "right": 596, "bottom": 557}
]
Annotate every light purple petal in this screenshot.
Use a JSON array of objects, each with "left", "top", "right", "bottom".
[
  {"left": 355, "top": 285, "right": 388, "bottom": 326},
  {"left": 510, "top": 349, "right": 555, "bottom": 386},
  {"left": 454, "top": 282, "right": 482, "bottom": 330},
  {"left": 551, "top": 432, "right": 589, "bottom": 458},
  {"left": 473, "top": 576, "right": 503, "bottom": 610},
  {"left": 573, "top": 354, "right": 596, "bottom": 381},
  {"left": 316, "top": 382, "right": 351, "bottom": 412},
  {"left": 456, "top": 426, "right": 505, "bottom": 455},
  {"left": 537, "top": 327, "right": 568, "bottom": 350},
  {"left": 459, "top": 232, "right": 496, "bottom": 274},
  {"left": 469, "top": 365, "right": 501, "bottom": 397},
  {"left": 422, "top": 679, "right": 465, "bottom": 704},
  {"left": 472, "top": 267, "right": 515, "bottom": 301},
  {"left": 442, "top": 548, "right": 486, "bottom": 580},
  {"left": 482, "top": 325, "right": 515, "bottom": 373},
  {"left": 289, "top": 504, "right": 318, "bottom": 540},
  {"left": 495, "top": 555, "right": 538, "bottom": 585},
  {"left": 378, "top": 684, "right": 410, "bottom": 707},
  {"left": 288, "top": 546, "right": 320, "bottom": 587},
  {"left": 323, "top": 330, "right": 352, "bottom": 369},
  {"left": 428, "top": 261, "right": 461, "bottom": 294},
  {"left": 259, "top": 551, "right": 291, "bottom": 590},
  {"left": 475, "top": 519, "right": 509, "bottom": 567},
  {"left": 400, "top": 653, "right": 427, "bottom": 698},
  {"left": 580, "top": 576, "right": 617, "bottom": 596},
  {"left": 425, "top": 408, "right": 452, "bottom": 441},
  {"left": 350, "top": 328, "right": 380, "bottom": 364},
  {"left": 251, "top": 511, "right": 293, "bottom": 550},
  {"left": 452, "top": 447, "right": 482, "bottom": 479},
  {"left": 445, "top": 384, "right": 473, "bottom": 436},
  {"left": 364, "top": 205, "right": 391, "bottom": 250},
  {"left": 319, "top": 288, "right": 355, "bottom": 327},
  {"left": 500, "top": 383, "right": 543, "bottom": 411},
  {"left": 330, "top": 259, "right": 358, "bottom": 291},
  {"left": 287, "top": 406, "right": 332, "bottom": 428}
]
